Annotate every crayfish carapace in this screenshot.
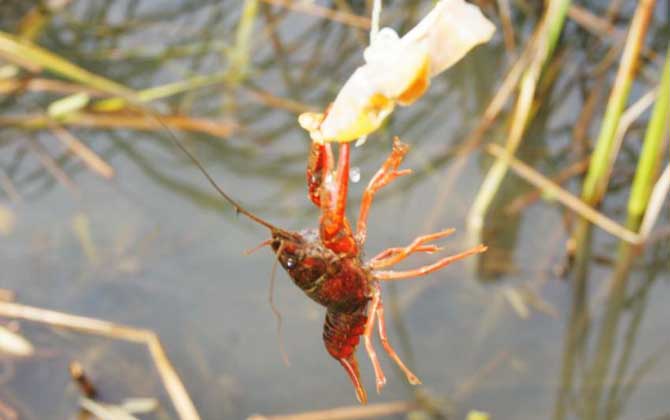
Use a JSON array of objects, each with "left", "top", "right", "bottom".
[{"left": 173, "top": 136, "right": 486, "bottom": 404}]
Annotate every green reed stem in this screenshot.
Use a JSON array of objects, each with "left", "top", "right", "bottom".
[
  {"left": 564, "top": 5, "right": 657, "bottom": 419},
  {"left": 626, "top": 45, "right": 670, "bottom": 230},
  {"left": 571, "top": 0, "right": 656, "bottom": 304},
  {"left": 579, "top": 0, "right": 656, "bottom": 207},
  {"left": 227, "top": 0, "right": 259, "bottom": 84}
]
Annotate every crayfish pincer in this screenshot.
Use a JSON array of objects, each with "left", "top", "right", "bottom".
[{"left": 174, "top": 136, "right": 486, "bottom": 404}]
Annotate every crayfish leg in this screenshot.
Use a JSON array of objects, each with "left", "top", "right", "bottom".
[
  {"left": 374, "top": 244, "right": 488, "bottom": 281},
  {"left": 375, "top": 292, "right": 421, "bottom": 385},
  {"left": 367, "top": 228, "right": 455, "bottom": 270},
  {"left": 339, "top": 355, "right": 368, "bottom": 404},
  {"left": 356, "top": 137, "right": 412, "bottom": 244},
  {"left": 363, "top": 285, "right": 387, "bottom": 393}
]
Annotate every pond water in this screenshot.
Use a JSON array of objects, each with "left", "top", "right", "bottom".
[{"left": 1, "top": 1, "right": 669, "bottom": 419}]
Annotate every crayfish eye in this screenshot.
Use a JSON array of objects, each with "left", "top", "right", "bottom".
[{"left": 284, "top": 256, "right": 297, "bottom": 269}]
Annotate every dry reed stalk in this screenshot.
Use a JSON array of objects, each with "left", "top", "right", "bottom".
[
  {"left": 0, "top": 49, "right": 41, "bottom": 73},
  {"left": 605, "top": 88, "right": 658, "bottom": 179},
  {"left": 248, "top": 400, "right": 418, "bottom": 420},
  {"left": 0, "top": 77, "right": 105, "bottom": 96},
  {"left": 568, "top": 4, "right": 656, "bottom": 62},
  {"left": 487, "top": 144, "right": 641, "bottom": 244},
  {"left": 0, "top": 301, "right": 201, "bottom": 420},
  {"left": 0, "top": 113, "right": 237, "bottom": 138},
  {"left": 0, "top": 31, "right": 134, "bottom": 98},
  {"left": 261, "top": 0, "right": 370, "bottom": 29},
  {"left": 497, "top": 0, "right": 516, "bottom": 54},
  {"left": 246, "top": 87, "right": 316, "bottom": 114},
  {"left": 504, "top": 157, "right": 590, "bottom": 215},
  {"left": 568, "top": 5, "right": 615, "bottom": 37}
]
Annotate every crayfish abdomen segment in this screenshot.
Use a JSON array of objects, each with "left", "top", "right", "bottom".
[
  {"left": 322, "top": 305, "right": 368, "bottom": 360},
  {"left": 323, "top": 304, "right": 369, "bottom": 404}
]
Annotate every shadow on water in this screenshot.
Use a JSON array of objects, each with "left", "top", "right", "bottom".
[{"left": 0, "top": 1, "right": 669, "bottom": 419}]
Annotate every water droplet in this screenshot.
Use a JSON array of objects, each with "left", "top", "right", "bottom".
[
  {"left": 349, "top": 167, "right": 361, "bottom": 183},
  {"left": 286, "top": 258, "right": 296, "bottom": 269},
  {"left": 355, "top": 135, "right": 368, "bottom": 147}
]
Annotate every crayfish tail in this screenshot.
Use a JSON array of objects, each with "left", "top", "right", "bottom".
[{"left": 339, "top": 355, "right": 367, "bottom": 404}]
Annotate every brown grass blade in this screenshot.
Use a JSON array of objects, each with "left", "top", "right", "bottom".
[{"left": 261, "top": 0, "right": 370, "bottom": 29}]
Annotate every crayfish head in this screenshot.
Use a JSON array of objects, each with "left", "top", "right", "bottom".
[
  {"left": 271, "top": 229, "right": 332, "bottom": 293},
  {"left": 270, "top": 231, "right": 305, "bottom": 270}
]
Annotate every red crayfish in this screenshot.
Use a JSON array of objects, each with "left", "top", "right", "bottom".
[{"left": 174, "top": 137, "right": 486, "bottom": 404}]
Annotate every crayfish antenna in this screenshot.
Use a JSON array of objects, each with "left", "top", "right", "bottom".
[
  {"left": 161, "top": 120, "right": 290, "bottom": 234},
  {"left": 244, "top": 239, "right": 273, "bottom": 255},
  {"left": 269, "top": 241, "right": 290, "bottom": 367}
]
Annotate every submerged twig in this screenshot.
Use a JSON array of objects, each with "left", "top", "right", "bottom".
[
  {"left": 49, "top": 123, "right": 115, "bottom": 179},
  {"left": 453, "top": 350, "right": 511, "bottom": 401},
  {"left": 24, "top": 136, "right": 78, "bottom": 193},
  {"left": 69, "top": 361, "right": 97, "bottom": 399}
]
